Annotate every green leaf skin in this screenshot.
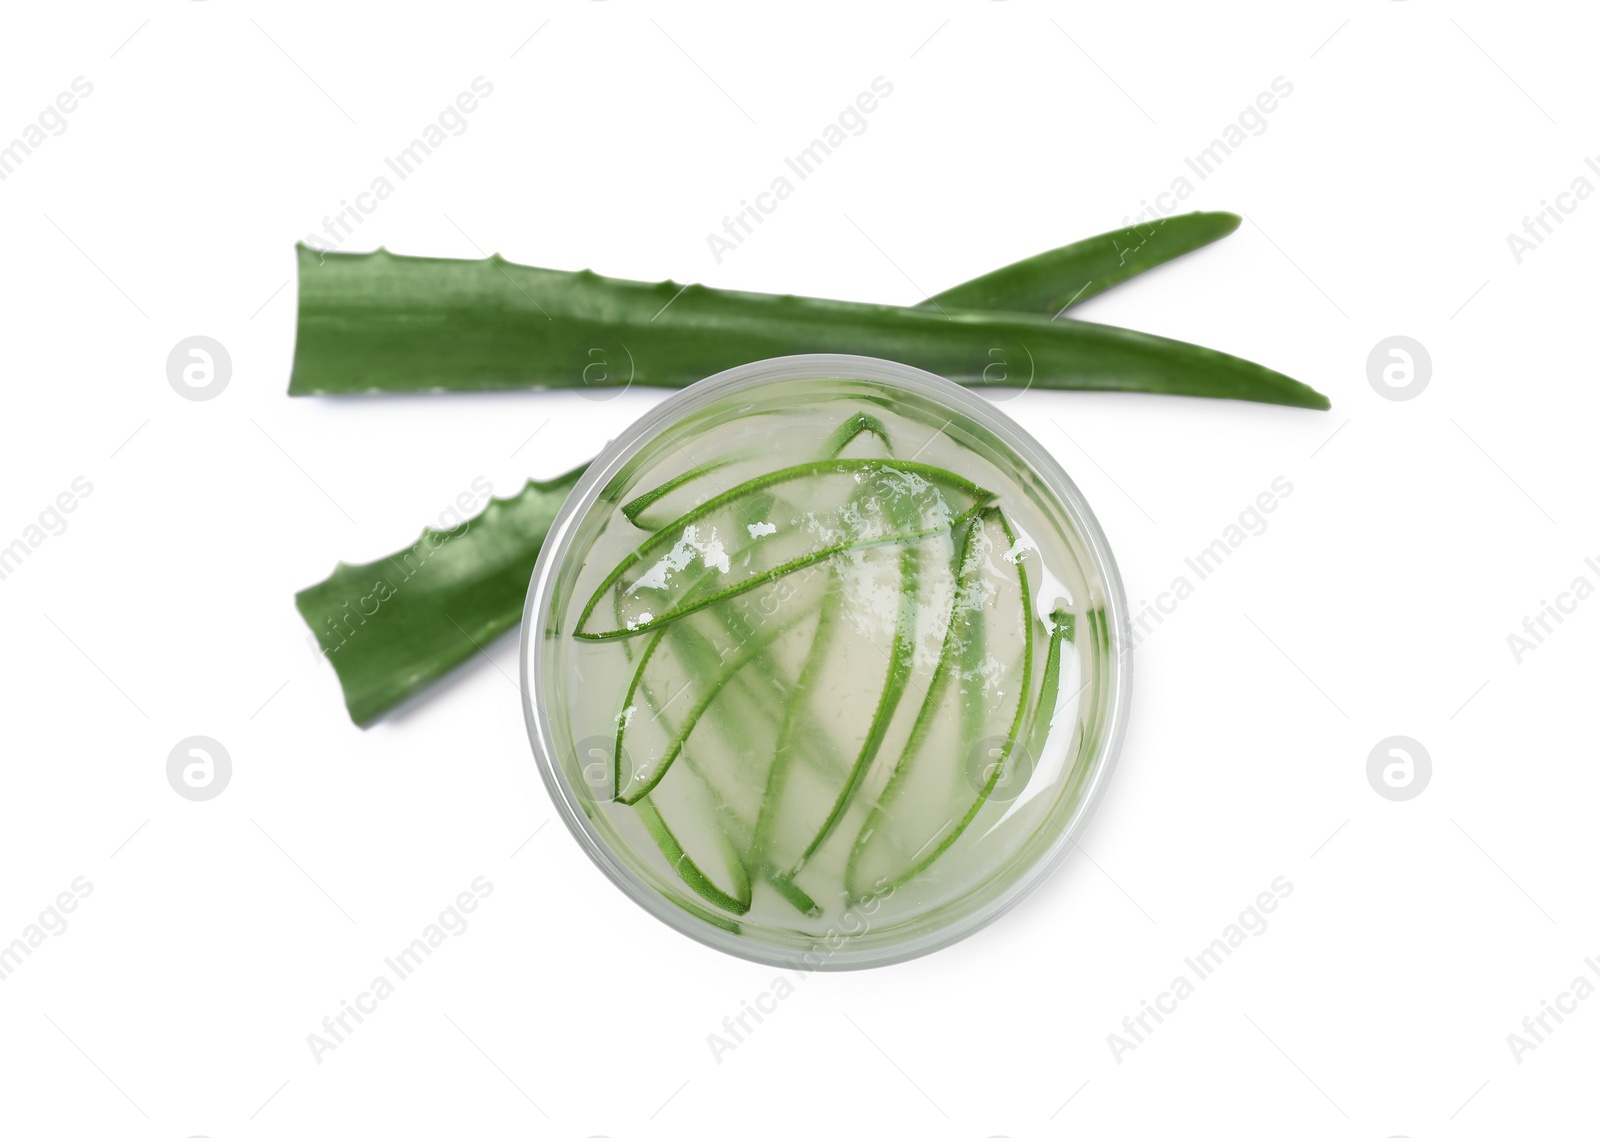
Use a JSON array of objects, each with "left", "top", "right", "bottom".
[
  {"left": 920, "top": 211, "right": 1243, "bottom": 316},
  {"left": 293, "top": 465, "right": 584, "bottom": 726},
  {"left": 289, "top": 245, "right": 1328, "bottom": 410}
]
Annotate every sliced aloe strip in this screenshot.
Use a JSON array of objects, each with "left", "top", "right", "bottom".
[
  {"left": 615, "top": 608, "right": 815, "bottom": 805},
  {"left": 694, "top": 409, "right": 895, "bottom": 795},
  {"left": 749, "top": 570, "right": 843, "bottom": 872},
  {"left": 786, "top": 490, "right": 922, "bottom": 876},
  {"left": 746, "top": 416, "right": 936, "bottom": 886},
  {"left": 641, "top": 611, "right": 830, "bottom": 916},
  {"left": 893, "top": 509, "right": 1039, "bottom": 887},
  {"left": 575, "top": 459, "right": 989, "bottom": 641},
  {"left": 691, "top": 406, "right": 902, "bottom": 793},
  {"left": 621, "top": 458, "right": 738, "bottom": 528},
  {"left": 677, "top": 572, "right": 853, "bottom": 782},
  {"left": 654, "top": 620, "right": 823, "bottom": 918},
  {"left": 844, "top": 515, "right": 974, "bottom": 897},
  {"left": 609, "top": 489, "right": 778, "bottom": 790},
  {"left": 1018, "top": 608, "right": 1075, "bottom": 769},
  {"left": 1053, "top": 606, "right": 1109, "bottom": 815},
  {"left": 752, "top": 532, "right": 965, "bottom": 893},
  {"left": 821, "top": 412, "right": 891, "bottom": 455},
  {"left": 633, "top": 794, "right": 751, "bottom": 916},
  {"left": 612, "top": 411, "right": 894, "bottom": 914},
  {"left": 845, "top": 508, "right": 1041, "bottom": 896},
  {"left": 621, "top": 411, "right": 890, "bottom": 533},
  {"left": 663, "top": 410, "right": 898, "bottom": 848},
  {"left": 623, "top": 601, "right": 820, "bottom": 917}
]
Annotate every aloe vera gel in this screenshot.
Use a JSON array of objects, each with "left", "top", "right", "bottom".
[{"left": 523, "top": 356, "right": 1127, "bottom": 967}]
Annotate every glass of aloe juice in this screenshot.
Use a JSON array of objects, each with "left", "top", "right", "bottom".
[{"left": 521, "top": 355, "right": 1129, "bottom": 968}]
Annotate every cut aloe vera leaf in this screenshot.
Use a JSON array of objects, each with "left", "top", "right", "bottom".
[
  {"left": 294, "top": 466, "right": 585, "bottom": 727},
  {"left": 576, "top": 459, "right": 989, "bottom": 642},
  {"left": 921, "top": 211, "right": 1242, "bottom": 316},
  {"left": 633, "top": 793, "right": 751, "bottom": 916},
  {"left": 844, "top": 508, "right": 1038, "bottom": 896}
]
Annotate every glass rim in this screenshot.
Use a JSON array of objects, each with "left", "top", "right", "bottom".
[{"left": 519, "top": 353, "right": 1132, "bottom": 969}]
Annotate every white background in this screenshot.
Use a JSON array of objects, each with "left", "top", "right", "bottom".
[{"left": 2, "top": 1, "right": 1595, "bottom": 1134}]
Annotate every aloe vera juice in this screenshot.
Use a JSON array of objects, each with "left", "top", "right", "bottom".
[{"left": 535, "top": 374, "right": 1114, "bottom": 955}]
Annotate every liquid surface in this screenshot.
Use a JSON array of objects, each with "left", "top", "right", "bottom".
[{"left": 534, "top": 376, "right": 1115, "bottom": 962}]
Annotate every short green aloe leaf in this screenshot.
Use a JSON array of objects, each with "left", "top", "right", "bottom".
[{"left": 293, "top": 466, "right": 584, "bottom": 727}]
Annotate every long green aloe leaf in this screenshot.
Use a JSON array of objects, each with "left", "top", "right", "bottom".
[
  {"left": 294, "top": 466, "right": 584, "bottom": 726},
  {"left": 288, "top": 248, "right": 1326, "bottom": 410}
]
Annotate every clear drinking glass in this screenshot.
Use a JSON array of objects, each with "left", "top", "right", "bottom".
[{"left": 521, "top": 354, "right": 1130, "bottom": 968}]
